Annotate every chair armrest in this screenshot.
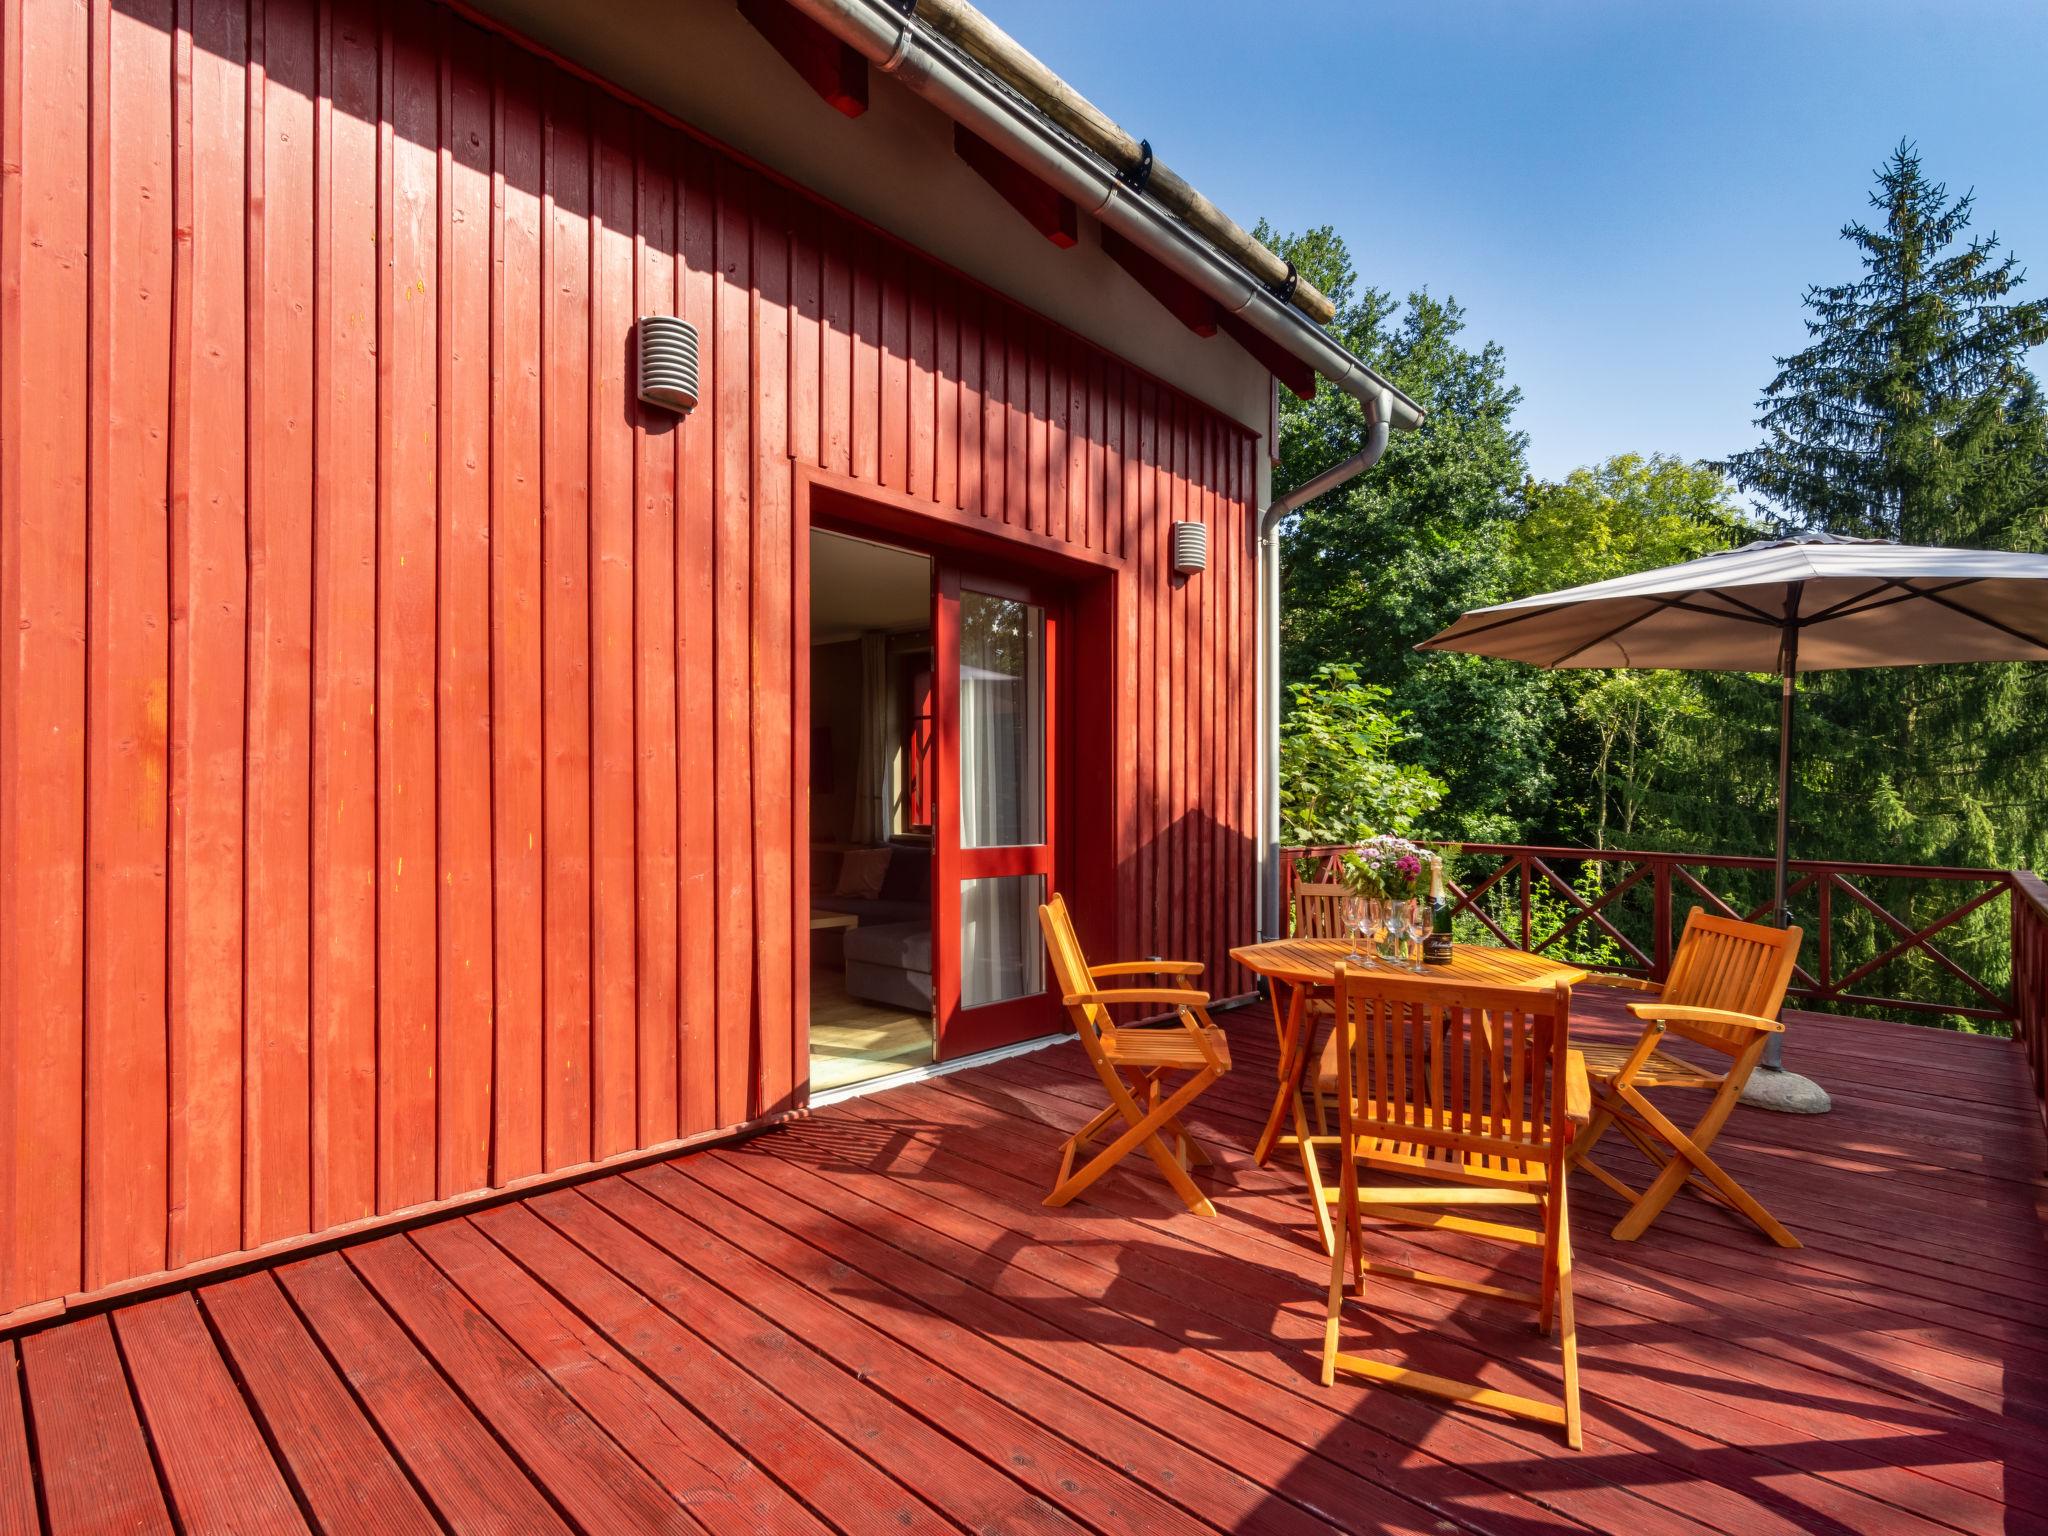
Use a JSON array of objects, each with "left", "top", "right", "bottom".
[
  {"left": 1564, "top": 1050, "right": 1592, "bottom": 1126},
  {"left": 1090, "top": 960, "right": 1204, "bottom": 980},
  {"left": 1579, "top": 972, "right": 1663, "bottom": 994},
  {"left": 1628, "top": 1002, "right": 1783, "bottom": 1034},
  {"left": 1065, "top": 987, "right": 1213, "bottom": 1008}
]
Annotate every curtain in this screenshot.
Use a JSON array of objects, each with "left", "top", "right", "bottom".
[
  {"left": 849, "top": 631, "right": 890, "bottom": 845},
  {"left": 958, "top": 594, "right": 1045, "bottom": 1007}
]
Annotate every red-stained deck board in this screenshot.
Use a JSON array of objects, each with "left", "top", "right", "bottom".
[
  {"left": 0, "top": 1342, "right": 37, "bottom": 1533},
  {"left": 18, "top": 1315, "right": 172, "bottom": 1535},
  {"left": 346, "top": 1234, "right": 693, "bottom": 1534},
  {"left": 113, "top": 1293, "right": 307, "bottom": 1534},
  {"left": 7, "top": 1006, "right": 2047, "bottom": 1536},
  {"left": 594, "top": 1169, "right": 1199, "bottom": 1535},
  {"left": 201, "top": 1270, "right": 441, "bottom": 1536},
  {"left": 619, "top": 1161, "right": 1357, "bottom": 1536},
  {"left": 413, "top": 1216, "right": 825, "bottom": 1536},
  {"left": 474, "top": 1198, "right": 942, "bottom": 1535},
  {"left": 669, "top": 1156, "right": 1451, "bottom": 1536},
  {"left": 276, "top": 1251, "right": 571, "bottom": 1533},
  {"left": 1002, "top": 1011, "right": 2048, "bottom": 1532},
  {"left": 537, "top": 1187, "right": 1004, "bottom": 1532}
]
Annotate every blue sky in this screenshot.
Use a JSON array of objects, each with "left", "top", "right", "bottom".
[{"left": 995, "top": 1, "right": 2048, "bottom": 480}]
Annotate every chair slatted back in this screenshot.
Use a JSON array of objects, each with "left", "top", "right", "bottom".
[
  {"left": 1659, "top": 907, "right": 1803, "bottom": 1054},
  {"left": 1039, "top": 894, "right": 1113, "bottom": 1053},
  {"left": 1293, "top": 883, "right": 1350, "bottom": 940},
  {"left": 1332, "top": 969, "right": 1574, "bottom": 1175}
]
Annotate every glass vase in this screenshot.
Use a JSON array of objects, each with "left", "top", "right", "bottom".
[{"left": 1380, "top": 897, "right": 1428, "bottom": 971}]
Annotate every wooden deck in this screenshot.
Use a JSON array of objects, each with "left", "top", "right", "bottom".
[{"left": 3, "top": 994, "right": 2044, "bottom": 1535}]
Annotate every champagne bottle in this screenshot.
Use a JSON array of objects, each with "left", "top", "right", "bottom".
[{"left": 1423, "top": 854, "right": 1453, "bottom": 964}]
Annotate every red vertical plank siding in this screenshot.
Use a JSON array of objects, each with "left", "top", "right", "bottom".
[
  {"left": 0, "top": 0, "right": 1259, "bottom": 1320},
  {"left": 309, "top": 0, "right": 378, "bottom": 1231},
  {"left": 489, "top": 41, "right": 545, "bottom": 1185},
  {"left": 588, "top": 97, "right": 638, "bottom": 1159},
  {"left": 84, "top": 0, "right": 173, "bottom": 1288},
  {"left": 634, "top": 124, "right": 681, "bottom": 1149},
  {"left": 378, "top": 12, "right": 441, "bottom": 1213},
  {"left": 711, "top": 159, "right": 754, "bottom": 1129},
  {"left": 244, "top": 0, "right": 315, "bottom": 1250},
  {"left": 541, "top": 74, "right": 593, "bottom": 1172},
  {"left": 438, "top": 30, "right": 495, "bottom": 1197},
  {"left": 752, "top": 187, "right": 793, "bottom": 1118},
  {"left": 167, "top": 0, "right": 248, "bottom": 1268},
  {"left": 674, "top": 139, "right": 717, "bottom": 1138}
]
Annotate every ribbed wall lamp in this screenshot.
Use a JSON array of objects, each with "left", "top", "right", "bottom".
[
  {"left": 637, "top": 315, "right": 700, "bottom": 414},
  {"left": 1171, "top": 520, "right": 1208, "bottom": 575}
]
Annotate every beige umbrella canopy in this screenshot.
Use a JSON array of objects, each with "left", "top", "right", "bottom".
[
  {"left": 1421, "top": 531, "right": 2048, "bottom": 671},
  {"left": 1420, "top": 531, "right": 2048, "bottom": 1088}
]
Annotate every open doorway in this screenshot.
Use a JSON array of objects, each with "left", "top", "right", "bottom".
[{"left": 808, "top": 530, "right": 936, "bottom": 1092}]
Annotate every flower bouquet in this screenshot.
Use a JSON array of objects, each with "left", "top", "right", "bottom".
[{"left": 1337, "top": 836, "right": 1437, "bottom": 970}]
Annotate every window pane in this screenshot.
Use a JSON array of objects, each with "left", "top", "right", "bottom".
[
  {"left": 958, "top": 592, "right": 1044, "bottom": 849},
  {"left": 961, "top": 874, "right": 1046, "bottom": 1010}
]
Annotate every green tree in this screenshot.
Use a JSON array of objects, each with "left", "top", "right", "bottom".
[
  {"left": 1719, "top": 142, "right": 2048, "bottom": 878},
  {"left": 1259, "top": 223, "right": 1550, "bottom": 839},
  {"left": 1511, "top": 453, "right": 1752, "bottom": 594},
  {"left": 1278, "top": 663, "right": 1444, "bottom": 845}
]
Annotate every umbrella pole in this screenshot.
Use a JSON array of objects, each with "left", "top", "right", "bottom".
[{"left": 1766, "top": 603, "right": 1800, "bottom": 1073}]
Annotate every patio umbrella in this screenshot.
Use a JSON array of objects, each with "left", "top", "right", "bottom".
[{"left": 1418, "top": 531, "right": 2048, "bottom": 1102}]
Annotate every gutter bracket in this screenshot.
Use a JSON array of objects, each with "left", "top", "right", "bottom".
[
  {"left": 1268, "top": 259, "right": 1299, "bottom": 307},
  {"left": 1115, "top": 138, "right": 1154, "bottom": 195}
]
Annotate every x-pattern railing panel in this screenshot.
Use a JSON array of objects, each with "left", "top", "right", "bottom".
[{"left": 1284, "top": 842, "right": 2027, "bottom": 1031}]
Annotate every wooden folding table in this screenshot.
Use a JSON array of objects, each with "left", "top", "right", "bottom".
[{"left": 1229, "top": 939, "right": 1587, "bottom": 1253}]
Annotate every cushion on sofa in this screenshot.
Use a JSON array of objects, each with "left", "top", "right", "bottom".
[{"left": 843, "top": 920, "right": 932, "bottom": 974}]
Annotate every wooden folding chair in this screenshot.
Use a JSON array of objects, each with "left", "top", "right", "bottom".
[
  {"left": 1321, "top": 966, "right": 1590, "bottom": 1448},
  {"left": 1570, "top": 907, "right": 1804, "bottom": 1248},
  {"left": 1291, "top": 882, "right": 1349, "bottom": 1122},
  {"left": 1037, "top": 893, "right": 1232, "bottom": 1216},
  {"left": 1293, "top": 882, "right": 1351, "bottom": 939}
]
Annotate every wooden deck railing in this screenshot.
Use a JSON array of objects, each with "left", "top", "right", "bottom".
[
  {"left": 2014, "top": 872, "right": 2048, "bottom": 1124},
  {"left": 1284, "top": 843, "right": 2036, "bottom": 1052}
]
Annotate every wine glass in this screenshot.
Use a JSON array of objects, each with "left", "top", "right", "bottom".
[{"left": 1343, "top": 894, "right": 1370, "bottom": 967}]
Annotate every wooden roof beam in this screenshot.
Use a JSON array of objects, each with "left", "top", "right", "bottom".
[
  {"left": 1218, "top": 310, "right": 1317, "bottom": 401},
  {"left": 1100, "top": 225, "right": 1218, "bottom": 338},
  {"left": 953, "top": 124, "right": 1077, "bottom": 248},
  {"left": 737, "top": 0, "right": 869, "bottom": 118}
]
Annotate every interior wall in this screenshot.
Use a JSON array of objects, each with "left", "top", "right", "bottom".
[
  {"left": 810, "top": 640, "right": 862, "bottom": 845},
  {"left": 0, "top": 0, "right": 1259, "bottom": 1323}
]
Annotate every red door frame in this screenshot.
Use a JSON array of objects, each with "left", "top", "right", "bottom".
[
  {"left": 931, "top": 561, "right": 1064, "bottom": 1058},
  {"left": 799, "top": 468, "right": 1117, "bottom": 1073}
]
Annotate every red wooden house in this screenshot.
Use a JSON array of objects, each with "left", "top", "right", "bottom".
[{"left": 0, "top": 0, "right": 1417, "bottom": 1327}]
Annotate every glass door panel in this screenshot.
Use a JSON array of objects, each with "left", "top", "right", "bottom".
[
  {"left": 934, "top": 569, "right": 1060, "bottom": 1059},
  {"left": 960, "top": 874, "right": 1047, "bottom": 1009},
  {"left": 959, "top": 593, "right": 1045, "bottom": 848}
]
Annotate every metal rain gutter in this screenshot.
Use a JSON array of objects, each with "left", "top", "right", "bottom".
[
  {"left": 781, "top": 0, "right": 1426, "bottom": 432},
  {"left": 1257, "top": 394, "right": 1394, "bottom": 941}
]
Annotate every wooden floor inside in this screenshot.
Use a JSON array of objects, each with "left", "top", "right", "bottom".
[
  {"left": 4, "top": 995, "right": 2045, "bottom": 1535},
  {"left": 809, "top": 971, "right": 934, "bottom": 1093}
]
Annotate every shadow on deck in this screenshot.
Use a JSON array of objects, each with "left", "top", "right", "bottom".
[{"left": 4, "top": 996, "right": 2045, "bottom": 1534}]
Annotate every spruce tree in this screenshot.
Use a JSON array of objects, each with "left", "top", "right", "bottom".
[{"left": 1714, "top": 144, "right": 2048, "bottom": 1010}]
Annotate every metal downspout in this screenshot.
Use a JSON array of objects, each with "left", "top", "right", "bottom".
[{"left": 1258, "top": 391, "right": 1394, "bottom": 941}]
